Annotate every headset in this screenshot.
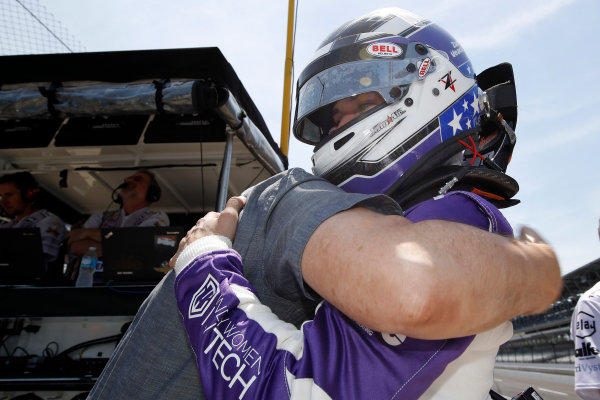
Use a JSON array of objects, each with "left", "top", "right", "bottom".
[
  {"left": 111, "top": 170, "right": 161, "bottom": 205},
  {"left": 146, "top": 180, "right": 161, "bottom": 203}
]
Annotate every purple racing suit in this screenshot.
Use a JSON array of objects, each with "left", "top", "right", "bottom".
[{"left": 174, "top": 191, "right": 513, "bottom": 399}]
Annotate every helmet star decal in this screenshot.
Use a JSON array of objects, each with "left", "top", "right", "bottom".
[
  {"left": 447, "top": 109, "right": 464, "bottom": 135},
  {"left": 439, "top": 86, "right": 480, "bottom": 140},
  {"left": 439, "top": 71, "right": 457, "bottom": 92}
]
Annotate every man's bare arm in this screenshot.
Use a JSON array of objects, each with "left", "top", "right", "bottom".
[
  {"left": 302, "top": 207, "right": 562, "bottom": 339},
  {"left": 68, "top": 228, "right": 102, "bottom": 257},
  {"left": 67, "top": 228, "right": 101, "bottom": 245}
]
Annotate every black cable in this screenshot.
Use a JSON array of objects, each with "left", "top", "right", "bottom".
[
  {"left": 53, "top": 334, "right": 122, "bottom": 360},
  {"left": 10, "top": 346, "right": 29, "bottom": 358},
  {"left": 76, "top": 345, "right": 91, "bottom": 359},
  {"left": 74, "top": 163, "right": 216, "bottom": 172},
  {"left": 0, "top": 331, "right": 16, "bottom": 356},
  {"left": 15, "top": 0, "right": 74, "bottom": 53},
  {"left": 293, "top": 0, "right": 299, "bottom": 48},
  {"left": 235, "top": 160, "right": 258, "bottom": 168},
  {"left": 0, "top": 334, "right": 8, "bottom": 348},
  {"left": 42, "top": 341, "right": 59, "bottom": 358},
  {"left": 245, "top": 167, "right": 265, "bottom": 191},
  {"left": 290, "top": 0, "right": 298, "bottom": 86},
  {"left": 99, "top": 196, "right": 119, "bottom": 226}
]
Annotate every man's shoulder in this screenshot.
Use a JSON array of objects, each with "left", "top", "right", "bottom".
[
  {"left": 24, "top": 209, "right": 64, "bottom": 226},
  {"left": 35, "top": 209, "right": 64, "bottom": 222},
  {"left": 242, "top": 167, "right": 402, "bottom": 221},
  {"left": 30, "top": 210, "right": 66, "bottom": 236},
  {"left": 142, "top": 208, "right": 166, "bottom": 215},
  {"left": 84, "top": 209, "right": 120, "bottom": 228},
  {"left": 580, "top": 282, "right": 600, "bottom": 305},
  {"left": 242, "top": 168, "right": 332, "bottom": 200},
  {"left": 133, "top": 208, "right": 169, "bottom": 226},
  {"left": 145, "top": 209, "right": 169, "bottom": 225},
  {"left": 244, "top": 168, "right": 322, "bottom": 191}
]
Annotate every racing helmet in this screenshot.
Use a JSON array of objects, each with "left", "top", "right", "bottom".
[{"left": 293, "top": 8, "right": 519, "bottom": 208}]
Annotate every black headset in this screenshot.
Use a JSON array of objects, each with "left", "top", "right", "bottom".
[
  {"left": 112, "top": 170, "right": 162, "bottom": 205},
  {"left": 146, "top": 178, "right": 162, "bottom": 203}
]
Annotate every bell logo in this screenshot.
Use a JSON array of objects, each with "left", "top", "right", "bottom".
[
  {"left": 367, "top": 42, "right": 403, "bottom": 58},
  {"left": 418, "top": 58, "right": 431, "bottom": 79},
  {"left": 189, "top": 274, "right": 220, "bottom": 319}
]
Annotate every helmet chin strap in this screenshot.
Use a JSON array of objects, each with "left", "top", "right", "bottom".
[
  {"left": 390, "top": 165, "right": 520, "bottom": 210},
  {"left": 387, "top": 120, "right": 519, "bottom": 210}
]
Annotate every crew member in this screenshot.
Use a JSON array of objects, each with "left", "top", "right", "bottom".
[
  {"left": 68, "top": 168, "right": 168, "bottom": 258},
  {"left": 572, "top": 281, "right": 600, "bottom": 399},
  {"left": 0, "top": 171, "right": 66, "bottom": 266}
]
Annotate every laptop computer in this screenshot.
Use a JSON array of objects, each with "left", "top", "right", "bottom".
[
  {"left": 100, "top": 226, "right": 184, "bottom": 285},
  {"left": 0, "top": 228, "right": 44, "bottom": 285}
]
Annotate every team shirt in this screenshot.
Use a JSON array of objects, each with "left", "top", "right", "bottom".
[
  {"left": 572, "top": 281, "right": 600, "bottom": 399},
  {"left": 83, "top": 206, "right": 169, "bottom": 228}
]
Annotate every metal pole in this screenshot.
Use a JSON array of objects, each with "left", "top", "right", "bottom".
[
  {"left": 279, "top": 0, "right": 296, "bottom": 157},
  {"left": 217, "top": 130, "right": 235, "bottom": 211}
]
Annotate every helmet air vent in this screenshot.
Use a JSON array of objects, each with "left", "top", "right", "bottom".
[
  {"left": 415, "top": 44, "right": 428, "bottom": 55},
  {"left": 334, "top": 132, "right": 355, "bottom": 150}
]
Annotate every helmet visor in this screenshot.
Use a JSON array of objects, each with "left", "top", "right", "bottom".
[{"left": 294, "top": 54, "right": 436, "bottom": 144}]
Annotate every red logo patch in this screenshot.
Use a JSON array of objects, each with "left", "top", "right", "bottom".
[
  {"left": 418, "top": 58, "right": 431, "bottom": 79},
  {"left": 366, "top": 42, "right": 403, "bottom": 58}
]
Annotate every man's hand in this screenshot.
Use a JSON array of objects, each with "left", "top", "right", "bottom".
[
  {"left": 516, "top": 225, "right": 563, "bottom": 315},
  {"left": 169, "top": 196, "right": 246, "bottom": 269},
  {"left": 517, "top": 225, "right": 546, "bottom": 244},
  {"left": 67, "top": 228, "right": 102, "bottom": 257},
  {"left": 67, "top": 227, "right": 100, "bottom": 246}
]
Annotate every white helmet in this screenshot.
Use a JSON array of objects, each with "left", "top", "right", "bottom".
[{"left": 293, "top": 8, "right": 519, "bottom": 208}]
